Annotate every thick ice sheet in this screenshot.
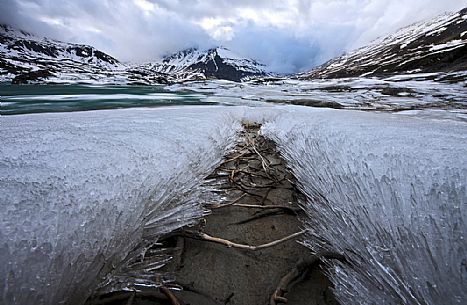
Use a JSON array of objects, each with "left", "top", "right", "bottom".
[
  {"left": 263, "top": 107, "right": 467, "bottom": 304},
  {"left": 0, "top": 107, "right": 241, "bottom": 305}
]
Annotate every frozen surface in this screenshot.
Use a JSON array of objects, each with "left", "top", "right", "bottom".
[
  {"left": 263, "top": 107, "right": 467, "bottom": 304},
  {"left": 0, "top": 107, "right": 241, "bottom": 305},
  {"left": 166, "top": 76, "right": 467, "bottom": 117}
]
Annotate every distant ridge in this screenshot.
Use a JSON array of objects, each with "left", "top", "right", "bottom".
[{"left": 301, "top": 8, "right": 467, "bottom": 80}]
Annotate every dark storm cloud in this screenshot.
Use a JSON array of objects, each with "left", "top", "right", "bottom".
[{"left": 0, "top": 0, "right": 465, "bottom": 73}]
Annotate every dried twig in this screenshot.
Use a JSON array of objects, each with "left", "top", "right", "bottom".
[
  {"left": 160, "top": 287, "right": 182, "bottom": 305},
  {"left": 233, "top": 179, "right": 276, "bottom": 190},
  {"left": 231, "top": 203, "right": 299, "bottom": 214},
  {"left": 230, "top": 182, "right": 264, "bottom": 198},
  {"left": 270, "top": 252, "right": 346, "bottom": 305},
  {"left": 181, "top": 230, "right": 306, "bottom": 251},
  {"left": 232, "top": 209, "right": 296, "bottom": 225},
  {"left": 229, "top": 169, "right": 236, "bottom": 182},
  {"left": 236, "top": 169, "right": 274, "bottom": 181},
  {"left": 206, "top": 193, "right": 247, "bottom": 209},
  {"left": 252, "top": 144, "right": 270, "bottom": 175},
  {"left": 259, "top": 187, "right": 272, "bottom": 205},
  {"left": 220, "top": 151, "right": 249, "bottom": 165}
]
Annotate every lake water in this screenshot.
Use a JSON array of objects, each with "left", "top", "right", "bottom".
[
  {"left": 0, "top": 84, "right": 218, "bottom": 115},
  {"left": 2, "top": 79, "right": 466, "bottom": 116}
]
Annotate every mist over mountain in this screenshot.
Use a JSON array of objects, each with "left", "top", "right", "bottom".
[
  {"left": 0, "top": 0, "right": 465, "bottom": 73},
  {"left": 302, "top": 8, "right": 467, "bottom": 80},
  {"left": 141, "top": 47, "right": 268, "bottom": 81},
  {"left": 0, "top": 24, "right": 171, "bottom": 84},
  {"left": 0, "top": 25, "right": 268, "bottom": 83}
]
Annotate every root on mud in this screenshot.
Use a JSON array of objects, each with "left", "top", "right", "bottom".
[
  {"left": 270, "top": 252, "right": 346, "bottom": 305},
  {"left": 86, "top": 122, "right": 339, "bottom": 305}
]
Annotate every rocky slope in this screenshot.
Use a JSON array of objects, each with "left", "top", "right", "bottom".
[
  {"left": 301, "top": 8, "right": 467, "bottom": 80},
  {"left": 142, "top": 47, "right": 268, "bottom": 82},
  {"left": 0, "top": 24, "right": 168, "bottom": 84}
]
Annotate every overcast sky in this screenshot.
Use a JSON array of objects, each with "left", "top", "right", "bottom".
[{"left": 1, "top": 0, "right": 465, "bottom": 73}]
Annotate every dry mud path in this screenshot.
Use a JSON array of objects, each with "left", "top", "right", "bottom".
[{"left": 89, "top": 123, "right": 339, "bottom": 305}]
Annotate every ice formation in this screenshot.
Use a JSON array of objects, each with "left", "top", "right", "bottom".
[
  {"left": 1, "top": 103, "right": 466, "bottom": 305},
  {"left": 262, "top": 106, "right": 467, "bottom": 304},
  {"left": 0, "top": 107, "right": 241, "bottom": 305}
]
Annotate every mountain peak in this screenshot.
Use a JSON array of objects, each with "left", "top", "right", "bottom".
[{"left": 152, "top": 46, "right": 267, "bottom": 82}]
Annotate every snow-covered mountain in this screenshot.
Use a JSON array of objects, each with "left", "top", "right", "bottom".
[
  {"left": 301, "top": 8, "right": 467, "bottom": 80},
  {"left": 0, "top": 24, "right": 168, "bottom": 84},
  {"left": 142, "top": 47, "right": 268, "bottom": 82},
  {"left": 0, "top": 26, "right": 267, "bottom": 84}
]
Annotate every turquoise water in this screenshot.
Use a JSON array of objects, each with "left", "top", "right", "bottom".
[{"left": 0, "top": 85, "right": 217, "bottom": 115}]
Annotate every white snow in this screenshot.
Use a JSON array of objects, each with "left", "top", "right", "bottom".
[{"left": 430, "top": 39, "right": 465, "bottom": 51}]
